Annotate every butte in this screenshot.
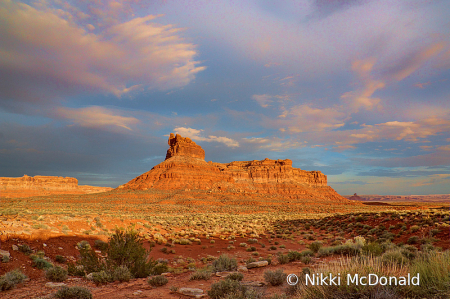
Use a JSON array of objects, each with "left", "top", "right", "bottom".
[{"left": 118, "top": 133, "right": 355, "bottom": 204}]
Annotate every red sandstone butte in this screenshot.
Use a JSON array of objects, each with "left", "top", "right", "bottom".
[{"left": 118, "top": 134, "right": 348, "bottom": 201}]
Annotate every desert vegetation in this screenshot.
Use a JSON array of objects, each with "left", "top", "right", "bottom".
[{"left": 0, "top": 201, "right": 448, "bottom": 298}]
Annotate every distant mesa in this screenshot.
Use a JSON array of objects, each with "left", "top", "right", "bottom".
[
  {"left": 0, "top": 175, "right": 112, "bottom": 198},
  {"left": 118, "top": 133, "right": 352, "bottom": 203},
  {"left": 348, "top": 193, "right": 364, "bottom": 201}
]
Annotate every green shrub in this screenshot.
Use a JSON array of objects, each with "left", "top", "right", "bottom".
[
  {"left": 31, "top": 256, "right": 53, "bottom": 269},
  {"left": 45, "top": 266, "right": 68, "bottom": 282},
  {"left": 309, "top": 241, "right": 322, "bottom": 253},
  {"left": 78, "top": 247, "right": 104, "bottom": 274},
  {"left": 220, "top": 288, "right": 263, "bottom": 299},
  {"left": 151, "top": 262, "right": 168, "bottom": 275},
  {"left": 92, "top": 270, "right": 112, "bottom": 285},
  {"left": 264, "top": 269, "right": 286, "bottom": 286},
  {"left": 67, "top": 262, "right": 85, "bottom": 276},
  {"left": 300, "top": 249, "right": 314, "bottom": 257},
  {"left": 362, "top": 242, "right": 384, "bottom": 256},
  {"left": 55, "top": 255, "right": 67, "bottom": 263},
  {"left": 381, "top": 250, "right": 407, "bottom": 265},
  {"left": 300, "top": 255, "right": 311, "bottom": 264},
  {"left": 430, "top": 229, "right": 440, "bottom": 236},
  {"left": 106, "top": 229, "right": 156, "bottom": 278},
  {"left": 190, "top": 269, "right": 212, "bottom": 281},
  {"left": 277, "top": 253, "right": 289, "bottom": 264},
  {"left": 208, "top": 279, "right": 246, "bottom": 299},
  {"left": 18, "top": 244, "right": 32, "bottom": 255},
  {"left": 77, "top": 240, "right": 91, "bottom": 251},
  {"left": 148, "top": 275, "right": 168, "bottom": 287},
  {"left": 0, "top": 269, "right": 27, "bottom": 291},
  {"left": 226, "top": 272, "right": 244, "bottom": 281},
  {"left": 317, "top": 247, "right": 332, "bottom": 257},
  {"left": 407, "top": 236, "right": 420, "bottom": 245},
  {"left": 113, "top": 265, "right": 132, "bottom": 282},
  {"left": 287, "top": 250, "right": 302, "bottom": 261},
  {"left": 400, "top": 245, "right": 418, "bottom": 260},
  {"left": 212, "top": 255, "right": 237, "bottom": 272},
  {"left": 94, "top": 240, "right": 108, "bottom": 251},
  {"left": 54, "top": 286, "right": 92, "bottom": 299},
  {"left": 410, "top": 225, "right": 419, "bottom": 233}
]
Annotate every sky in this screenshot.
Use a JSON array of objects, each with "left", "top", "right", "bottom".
[{"left": 1, "top": 0, "right": 450, "bottom": 195}]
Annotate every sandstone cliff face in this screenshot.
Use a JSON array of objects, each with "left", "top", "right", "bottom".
[
  {"left": 0, "top": 175, "right": 112, "bottom": 198},
  {"left": 165, "top": 133, "right": 205, "bottom": 160},
  {"left": 119, "top": 134, "right": 346, "bottom": 202}
]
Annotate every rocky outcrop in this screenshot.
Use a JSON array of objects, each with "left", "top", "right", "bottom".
[
  {"left": 0, "top": 175, "right": 79, "bottom": 190},
  {"left": 0, "top": 175, "right": 112, "bottom": 198},
  {"left": 118, "top": 133, "right": 349, "bottom": 202},
  {"left": 165, "top": 133, "right": 205, "bottom": 160}
]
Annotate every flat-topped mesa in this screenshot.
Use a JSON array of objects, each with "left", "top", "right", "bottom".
[
  {"left": 165, "top": 133, "right": 205, "bottom": 160},
  {"left": 0, "top": 175, "right": 78, "bottom": 190},
  {"left": 0, "top": 175, "right": 112, "bottom": 198}
]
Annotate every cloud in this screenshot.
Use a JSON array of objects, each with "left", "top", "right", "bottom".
[
  {"left": 419, "top": 145, "right": 434, "bottom": 151},
  {"left": 411, "top": 174, "right": 450, "bottom": 187},
  {"left": 437, "top": 145, "right": 450, "bottom": 151},
  {"left": 56, "top": 106, "right": 140, "bottom": 131},
  {"left": 173, "top": 127, "right": 239, "bottom": 147},
  {"left": 333, "top": 145, "right": 356, "bottom": 152},
  {"left": 277, "top": 104, "right": 347, "bottom": 132},
  {"left": 358, "top": 149, "right": 450, "bottom": 168},
  {"left": 414, "top": 82, "right": 431, "bottom": 88},
  {"left": 252, "top": 94, "right": 273, "bottom": 108},
  {"left": 264, "top": 62, "right": 281, "bottom": 67},
  {"left": 330, "top": 180, "right": 372, "bottom": 185},
  {"left": 0, "top": 0, "right": 204, "bottom": 107},
  {"left": 340, "top": 57, "right": 384, "bottom": 112},
  {"left": 388, "top": 43, "right": 445, "bottom": 81}
]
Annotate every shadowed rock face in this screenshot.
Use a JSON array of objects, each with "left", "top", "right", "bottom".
[{"left": 119, "top": 133, "right": 347, "bottom": 201}]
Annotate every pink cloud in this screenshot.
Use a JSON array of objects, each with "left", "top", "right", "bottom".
[
  {"left": 340, "top": 57, "right": 384, "bottom": 112},
  {"left": 0, "top": 0, "right": 205, "bottom": 104},
  {"left": 56, "top": 106, "right": 140, "bottom": 131},
  {"left": 390, "top": 43, "right": 445, "bottom": 81}
]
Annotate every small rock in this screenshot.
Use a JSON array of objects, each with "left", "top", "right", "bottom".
[
  {"left": 161, "top": 272, "right": 172, "bottom": 277},
  {"left": 132, "top": 290, "right": 142, "bottom": 295},
  {"left": 237, "top": 265, "right": 248, "bottom": 272},
  {"left": 45, "top": 282, "right": 66, "bottom": 288},
  {"left": 246, "top": 261, "right": 268, "bottom": 269},
  {"left": 12, "top": 245, "right": 19, "bottom": 251},
  {"left": 0, "top": 250, "right": 11, "bottom": 258},
  {"left": 241, "top": 281, "right": 265, "bottom": 287},
  {"left": 85, "top": 273, "right": 94, "bottom": 280},
  {"left": 43, "top": 243, "right": 47, "bottom": 247},
  {"left": 215, "top": 271, "right": 237, "bottom": 277},
  {"left": 58, "top": 247, "right": 63, "bottom": 250},
  {"left": 178, "top": 287, "right": 204, "bottom": 297}
]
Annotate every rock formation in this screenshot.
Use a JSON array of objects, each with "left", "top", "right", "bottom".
[
  {"left": 165, "top": 133, "right": 205, "bottom": 160},
  {"left": 0, "top": 175, "right": 112, "bottom": 198},
  {"left": 118, "top": 134, "right": 349, "bottom": 202}
]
